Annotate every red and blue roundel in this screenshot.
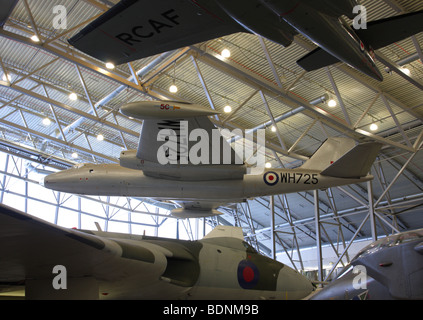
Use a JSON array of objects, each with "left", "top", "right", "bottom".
[
  {"left": 263, "top": 171, "right": 279, "bottom": 186},
  {"left": 237, "top": 260, "right": 259, "bottom": 289}
]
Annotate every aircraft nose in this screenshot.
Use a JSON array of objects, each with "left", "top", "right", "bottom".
[
  {"left": 277, "top": 266, "right": 314, "bottom": 299},
  {"left": 42, "top": 173, "right": 57, "bottom": 189},
  {"left": 42, "top": 171, "right": 71, "bottom": 191}
]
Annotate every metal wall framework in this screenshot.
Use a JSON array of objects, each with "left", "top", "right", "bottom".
[
  {"left": 0, "top": 148, "right": 214, "bottom": 240},
  {"left": 0, "top": 0, "right": 422, "bottom": 279}
]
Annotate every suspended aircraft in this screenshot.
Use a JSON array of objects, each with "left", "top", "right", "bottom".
[
  {"left": 0, "top": 203, "right": 314, "bottom": 300},
  {"left": 310, "top": 228, "right": 423, "bottom": 300},
  {"left": 43, "top": 101, "right": 382, "bottom": 218},
  {"left": 68, "top": 0, "right": 423, "bottom": 81}
]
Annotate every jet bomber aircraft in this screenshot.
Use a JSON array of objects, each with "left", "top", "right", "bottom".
[
  {"left": 0, "top": 203, "right": 314, "bottom": 299},
  {"left": 68, "top": 0, "right": 423, "bottom": 81},
  {"left": 43, "top": 101, "right": 382, "bottom": 218}
]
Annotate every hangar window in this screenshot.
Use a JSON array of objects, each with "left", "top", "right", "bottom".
[{"left": 0, "top": 150, "right": 212, "bottom": 241}]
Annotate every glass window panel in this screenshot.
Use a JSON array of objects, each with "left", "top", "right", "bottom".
[
  {"left": 81, "top": 213, "right": 105, "bottom": 231},
  {"left": 131, "top": 224, "right": 157, "bottom": 236},
  {"left": 27, "top": 199, "right": 56, "bottom": 223},
  {"left": 57, "top": 207, "right": 79, "bottom": 229},
  {"left": 3, "top": 193, "right": 26, "bottom": 212},
  {"left": 107, "top": 220, "right": 129, "bottom": 233}
]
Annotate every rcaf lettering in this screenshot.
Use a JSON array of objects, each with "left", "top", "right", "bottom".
[{"left": 115, "top": 9, "right": 180, "bottom": 46}]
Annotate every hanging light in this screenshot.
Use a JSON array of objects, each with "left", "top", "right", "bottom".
[
  {"left": 30, "top": 35, "right": 40, "bottom": 42},
  {"left": 42, "top": 117, "right": 51, "bottom": 126},
  {"left": 370, "top": 123, "right": 378, "bottom": 131},
  {"left": 71, "top": 152, "right": 79, "bottom": 159},
  {"left": 224, "top": 105, "right": 232, "bottom": 113},
  {"left": 96, "top": 134, "right": 104, "bottom": 141},
  {"left": 105, "top": 62, "right": 115, "bottom": 70},
  {"left": 2, "top": 73, "right": 11, "bottom": 82},
  {"left": 69, "top": 92, "right": 78, "bottom": 101},
  {"left": 328, "top": 99, "right": 337, "bottom": 107},
  {"left": 221, "top": 48, "right": 231, "bottom": 58},
  {"left": 169, "top": 61, "right": 178, "bottom": 93},
  {"left": 401, "top": 67, "right": 411, "bottom": 76},
  {"left": 169, "top": 83, "right": 178, "bottom": 93},
  {"left": 271, "top": 125, "right": 277, "bottom": 132},
  {"left": 265, "top": 162, "right": 272, "bottom": 168}
]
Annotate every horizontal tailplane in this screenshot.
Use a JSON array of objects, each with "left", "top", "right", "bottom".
[
  {"left": 320, "top": 142, "right": 382, "bottom": 178},
  {"left": 301, "top": 138, "right": 382, "bottom": 178}
]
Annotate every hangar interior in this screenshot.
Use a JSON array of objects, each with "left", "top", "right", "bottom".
[{"left": 0, "top": 0, "right": 422, "bottom": 285}]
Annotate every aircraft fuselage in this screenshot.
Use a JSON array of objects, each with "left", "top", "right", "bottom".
[
  {"left": 91, "top": 232, "right": 314, "bottom": 299},
  {"left": 43, "top": 163, "right": 372, "bottom": 201}
]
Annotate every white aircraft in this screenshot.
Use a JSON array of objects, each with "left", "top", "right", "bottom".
[
  {"left": 43, "top": 101, "right": 382, "bottom": 218},
  {"left": 0, "top": 203, "right": 314, "bottom": 300}
]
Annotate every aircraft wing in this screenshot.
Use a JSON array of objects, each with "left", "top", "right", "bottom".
[
  {"left": 0, "top": 0, "right": 18, "bottom": 27},
  {"left": 355, "top": 10, "right": 423, "bottom": 51},
  {"left": 68, "top": 0, "right": 244, "bottom": 64},
  {"left": 0, "top": 203, "right": 169, "bottom": 298},
  {"left": 119, "top": 101, "right": 245, "bottom": 180},
  {"left": 297, "top": 10, "right": 423, "bottom": 72}
]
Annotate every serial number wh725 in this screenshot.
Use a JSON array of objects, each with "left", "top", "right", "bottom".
[{"left": 264, "top": 171, "right": 319, "bottom": 186}]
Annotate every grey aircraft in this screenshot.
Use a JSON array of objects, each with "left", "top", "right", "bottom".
[
  {"left": 0, "top": 203, "right": 314, "bottom": 299},
  {"left": 43, "top": 101, "right": 382, "bottom": 218},
  {"left": 68, "top": 0, "right": 423, "bottom": 81},
  {"left": 310, "top": 228, "right": 423, "bottom": 300}
]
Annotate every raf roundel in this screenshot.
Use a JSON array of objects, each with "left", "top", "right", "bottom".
[
  {"left": 263, "top": 171, "right": 279, "bottom": 186},
  {"left": 237, "top": 260, "right": 260, "bottom": 289}
]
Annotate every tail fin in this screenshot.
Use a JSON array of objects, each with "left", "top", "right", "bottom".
[
  {"left": 301, "top": 137, "right": 382, "bottom": 178},
  {"left": 203, "top": 225, "right": 244, "bottom": 240}
]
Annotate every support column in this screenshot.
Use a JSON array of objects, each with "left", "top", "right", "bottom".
[
  {"left": 314, "top": 190, "right": 323, "bottom": 283},
  {"left": 368, "top": 180, "right": 377, "bottom": 241},
  {"left": 270, "top": 195, "right": 276, "bottom": 260}
]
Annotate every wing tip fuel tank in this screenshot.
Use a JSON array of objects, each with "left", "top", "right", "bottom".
[{"left": 120, "top": 101, "right": 219, "bottom": 120}]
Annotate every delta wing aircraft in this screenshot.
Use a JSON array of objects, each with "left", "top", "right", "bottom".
[
  {"left": 310, "top": 228, "right": 423, "bottom": 300},
  {"left": 0, "top": 203, "right": 314, "bottom": 299},
  {"left": 67, "top": 0, "right": 423, "bottom": 81},
  {"left": 43, "top": 101, "right": 382, "bottom": 218}
]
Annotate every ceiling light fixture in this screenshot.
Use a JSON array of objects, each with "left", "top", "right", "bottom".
[
  {"left": 42, "top": 117, "right": 51, "bottom": 126},
  {"left": 328, "top": 99, "right": 337, "bottom": 107},
  {"left": 221, "top": 48, "right": 231, "bottom": 58},
  {"left": 2, "top": 73, "right": 11, "bottom": 82},
  {"left": 370, "top": 123, "right": 378, "bottom": 131},
  {"left": 105, "top": 62, "right": 115, "bottom": 70},
  {"left": 224, "top": 105, "right": 232, "bottom": 113},
  {"left": 401, "top": 67, "right": 411, "bottom": 76},
  {"left": 30, "top": 35, "right": 40, "bottom": 42},
  {"left": 97, "top": 134, "right": 104, "bottom": 141},
  {"left": 69, "top": 92, "right": 78, "bottom": 101},
  {"left": 169, "top": 83, "right": 178, "bottom": 93}
]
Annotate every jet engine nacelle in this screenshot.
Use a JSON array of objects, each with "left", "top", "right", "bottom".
[
  {"left": 119, "top": 150, "right": 246, "bottom": 181},
  {"left": 171, "top": 208, "right": 222, "bottom": 218},
  {"left": 261, "top": 0, "right": 360, "bottom": 19},
  {"left": 120, "top": 149, "right": 142, "bottom": 170},
  {"left": 214, "top": 0, "right": 296, "bottom": 47}
]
